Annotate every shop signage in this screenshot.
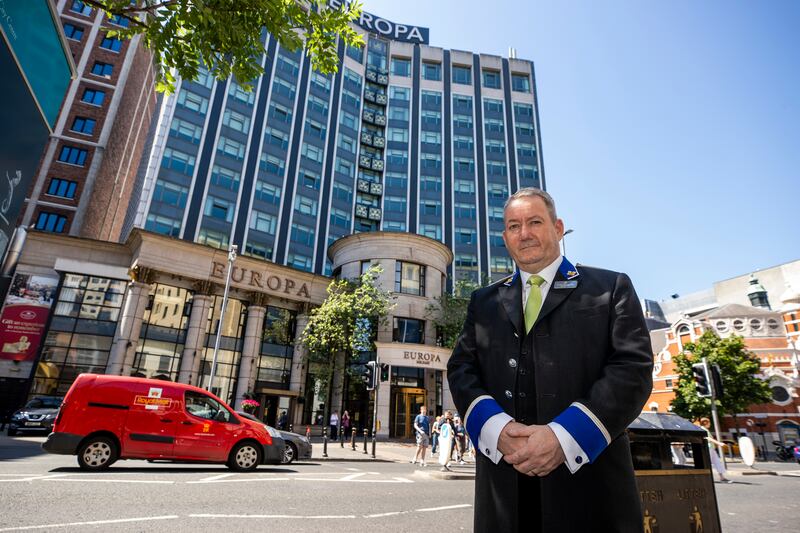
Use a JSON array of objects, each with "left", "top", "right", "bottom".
[
  {"left": 327, "top": 0, "right": 429, "bottom": 44},
  {"left": 209, "top": 261, "right": 310, "bottom": 299},
  {"left": 0, "top": 273, "right": 58, "bottom": 363},
  {"left": 375, "top": 342, "right": 450, "bottom": 371}
]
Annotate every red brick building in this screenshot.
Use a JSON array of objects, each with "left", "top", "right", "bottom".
[
  {"left": 19, "top": 1, "right": 157, "bottom": 242},
  {"left": 648, "top": 292, "right": 800, "bottom": 445}
]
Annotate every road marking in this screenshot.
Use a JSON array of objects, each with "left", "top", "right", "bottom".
[
  {"left": 0, "top": 515, "right": 179, "bottom": 531},
  {"left": 188, "top": 473, "right": 235, "bottom": 483},
  {"left": 415, "top": 504, "right": 473, "bottom": 512},
  {"left": 364, "top": 511, "right": 404, "bottom": 518},
  {"left": 0, "top": 474, "right": 69, "bottom": 483},
  {"left": 340, "top": 473, "right": 365, "bottom": 481},
  {"left": 187, "top": 477, "right": 291, "bottom": 483},
  {"left": 190, "top": 514, "right": 356, "bottom": 519},
  {"left": 44, "top": 478, "right": 175, "bottom": 484}
]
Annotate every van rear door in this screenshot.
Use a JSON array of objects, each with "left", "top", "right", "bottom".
[{"left": 121, "top": 383, "right": 177, "bottom": 458}]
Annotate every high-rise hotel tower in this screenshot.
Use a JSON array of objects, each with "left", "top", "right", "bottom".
[{"left": 132, "top": 3, "right": 545, "bottom": 283}]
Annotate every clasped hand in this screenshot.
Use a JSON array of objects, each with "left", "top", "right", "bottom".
[{"left": 497, "top": 421, "right": 565, "bottom": 477}]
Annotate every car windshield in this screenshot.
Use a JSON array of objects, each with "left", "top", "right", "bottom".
[{"left": 25, "top": 397, "right": 62, "bottom": 409}]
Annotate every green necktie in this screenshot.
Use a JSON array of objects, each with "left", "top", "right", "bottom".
[{"left": 524, "top": 275, "right": 545, "bottom": 334}]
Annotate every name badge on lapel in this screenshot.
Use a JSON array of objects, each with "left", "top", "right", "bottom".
[{"left": 553, "top": 280, "right": 578, "bottom": 289}]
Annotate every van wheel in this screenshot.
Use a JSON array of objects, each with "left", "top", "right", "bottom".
[
  {"left": 228, "top": 441, "right": 261, "bottom": 472},
  {"left": 77, "top": 436, "right": 118, "bottom": 470},
  {"left": 282, "top": 442, "right": 297, "bottom": 464}
]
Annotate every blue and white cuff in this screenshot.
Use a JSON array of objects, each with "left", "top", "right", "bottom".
[
  {"left": 464, "top": 395, "right": 504, "bottom": 453},
  {"left": 552, "top": 402, "right": 611, "bottom": 463}
]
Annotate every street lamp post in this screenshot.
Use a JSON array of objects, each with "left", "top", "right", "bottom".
[
  {"left": 207, "top": 244, "right": 237, "bottom": 394},
  {"left": 561, "top": 228, "right": 574, "bottom": 256}
]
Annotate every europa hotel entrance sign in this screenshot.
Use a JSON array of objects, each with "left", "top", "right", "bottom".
[{"left": 327, "top": 0, "right": 430, "bottom": 44}]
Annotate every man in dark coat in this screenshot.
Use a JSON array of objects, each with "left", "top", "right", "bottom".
[{"left": 447, "top": 188, "right": 653, "bottom": 532}]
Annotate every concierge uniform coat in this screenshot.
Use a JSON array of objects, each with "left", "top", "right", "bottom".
[{"left": 447, "top": 259, "right": 653, "bottom": 532}]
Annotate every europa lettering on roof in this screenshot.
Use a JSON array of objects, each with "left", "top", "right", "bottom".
[{"left": 328, "top": 0, "right": 430, "bottom": 44}]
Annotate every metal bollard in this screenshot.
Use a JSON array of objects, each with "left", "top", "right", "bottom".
[
  {"left": 363, "top": 428, "right": 369, "bottom": 454},
  {"left": 289, "top": 424, "right": 293, "bottom": 433},
  {"left": 371, "top": 429, "right": 376, "bottom": 459},
  {"left": 322, "top": 426, "right": 328, "bottom": 458},
  {"left": 340, "top": 425, "right": 345, "bottom": 448},
  {"left": 351, "top": 427, "right": 357, "bottom": 450}
]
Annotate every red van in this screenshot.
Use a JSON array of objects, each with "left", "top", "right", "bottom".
[{"left": 42, "top": 374, "right": 280, "bottom": 471}]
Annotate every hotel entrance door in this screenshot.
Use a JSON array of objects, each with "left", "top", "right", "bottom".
[{"left": 390, "top": 387, "right": 425, "bottom": 438}]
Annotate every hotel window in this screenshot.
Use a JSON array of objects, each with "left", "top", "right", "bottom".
[
  {"left": 310, "top": 71, "right": 331, "bottom": 92},
  {"left": 272, "top": 77, "right": 296, "bottom": 100},
  {"left": 390, "top": 107, "right": 410, "bottom": 121},
  {"left": 420, "top": 224, "right": 442, "bottom": 241},
  {"left": 294, "top": 195, "right": 318, "bottom": 217},
  {"left": 488, "top": 183, "right": 508, "bottom": 199},
  {"left": 456, "top": 227, "right": 477, "bottom": 245},
  {"left": 422, "top": 91, "right": 442, "bottom": 107},
  {"left": 490, "top": 230, "right": 505, "bottom": 247},
  {"left": 491, "top": 257, "right": 514, "bottom": 274},
  {"left": 193, "top": 68, "right": 214, "bottom": 89},
  {"left": 288, "top": 253, "right": 312, "bottom": 271},
  {"left": 70, "top": 1, "right": 92, "bottom": 16},
  {"left": 204, "top": 196, "right": 234, "bottom": 223},
  {"left": 58, "top": 146, "right": 88, "bottom": 166},
  {"left": 390, "top": 86, "right": 410, "bottom": 101},
  {"left": 455, "top": 254, "right": 478, "bottom": 268},
  {"left": 485, "top": 139, "right": 505, "bottom": 155},
  {"left": 265, "top": 128, "right": 289, "bottom": 150},
  {"left": 260, "top": 153, "right": 285, "bottom": 176},
  {"left": 384, "top": 196, "right": 406, "bottom": 213},
  {"left": 109, "top": 14, "right": 130, "bottom": 28},
  {"left": 420, "top": 175, "right": 441, "bottom": 192},
  {"left": 453, "top": 114, "right": 473, "bottom": 129},
  {"left": 484, "top": 99, "right": 503, "bottom": 114},
  {"left": 339, "top": 110, "right": 358, "bottom": 130},
  {"left": 391, "top": 57, "right": 411, "bottom": 77},
  {"left": 453, "top": 94, "right": 473, "bottom": 110},
  {"left": 453, "top": 136, "right": 474, "bottom": 151},
  {"left": 383, "top": 220, "right": 406, "bottom": 232},
  {"left": 512, "top": 73, "right": 531, "bottom": 92},
  {"left": 395, "top": 262, "right": 426, "bottom": 296},
  {"left": 346, "top": 43, "right": 364, "bottom": 63},
  {"left": 145, "top": 213, "right": 181, "bottom": 236},
  {"left": 482, "top": 69, "right": 501, "bottom": 89},
  {"left": 222, "top": 109, "right": 251, "bottom": 134},
  {"left": 70, "top": 116, "right": 96, "bottom": 135},
  {"left": 341, "top": 89, "right": 361, "bottom": 110},
  {"left": 385, "top": 172, "right": 407, "bottom": 189},
  {"left": 333, "top": 181, "right": 353, "bottom": 203},
  {"left": 489, "top": 206, "right": 504, "bottom": 222},
  {"left": 276, "top": 54, "right": 300, "bottom": 77},
  {"left": 99, "top": 34, "right": 122, "bottom": 52},
  {"left": 152, "top": 180, "right": 189, "bottom": 208},
  {"left": 178, "top": 89, "right": 209, "bottom": 114},
  {"left": 228, "top": 82, "right": 256, "bottom": 105},
  {"left": 244, "top": 242, "right": 271, "bottom": 260},
  {"left": 452, "top": 65, "right": 471, "bottom": 85},
  {"left": 81, "top": 88, "right": 105, "bottom": 106},
  {"left": 421, "top": 131, "right": 441, "bottom": 145},
  {"left": 514, "top": 102, "right": 534, "bottom": 118},
  {"left": 216, "top": 136, "right": 246, "bottom": 160},
  {"left": 516, "top": 123, "right": 535, "bottom": 137},
  {"left": 421, "top": 153, "right": 441, "bottom": 170},
  {"left": 343, "top": 68, "right": 362, "bottom": 87},
  {"left": 422, "top": 61, "right": 442, "bottom": 81},
  {"left": 300, "top": 170, "right": 321, "bottom": 190},
  {"left": 330, "top": 208, "right": 351, "bottom": 229},
  {"left": 517, "top": 143, "right": 536, "bottom": 158},
  {"left": 307, "top": 95, "right": 329, "bottom": 117},
  {"left": 249, "top": 210, "right": 276, "bottom": 234},
  {"left": 455, "top": 203, "right": 476, "bottom": 219},
  {"left": 388, "top": 128, "right": 409, "bottom": 143},
  {"left": 454, "top": 157, "right": 475, "bottom": 173},
  {"left": 422, "top": 110, "right": 441, "bottom": 127},
  {"left": 132, "top": 284, "right": 191, "bottom": 381},
  {"left": 47, "top": 178, "right": 78, "bottom": 199},
  {"left": 210, "top": 165, "right": 241, "bottom": 192},
  {"left": 335, "top": 157, "right": 354, "bottom": 178},
  {"left": 63, "top": 23, "right": 84, "bottom": 41},
  {"left": 269, "top": 102, "right": 292, "bottom": 123},
  {"left": 335, "top": 133, "right": 355, "bottom": 154},
  {"left": 301, "top": 143, "right": 324, "bottom": 164},
  {"left": 421, "top": 200, "right": 441, "bottom": 217},
  {"left": 393, "top": 317, "right": 425, "bottom": 344},
  {"left": 35, "top": 212, "right": 67, "bottom": 233},
  {"left": 170, "top": 118, "right": 203, "bottom": 144},
  {"left": 454, "top": 178, "right": 475, "bottom": 194},
  {"left": 254, "top": 180, "right": 281, "bottom": 205},
  {"left": 90, "top": 61, "right": 114, "bottom": 78},
  {"left": 487, "top": 161, "right": 507, "bottom": 177},
  {"left": 519, "top": 164, "right": 538, "bottom": 179},
  {"left": 305, "top": 118, "right": 326, "bottom": 139},
  {"left": 197, "top": 228, "right": 229, "bottom": 249},
  {"left": 485, "top": 119, "right": 505, "bottom": 134},
  {"left": 386, "top": 149, "right": 408, "bottom": 167}
]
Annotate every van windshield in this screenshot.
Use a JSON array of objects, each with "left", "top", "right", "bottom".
[{"left": 185, "top": 391, "right": 236, "bottom": 424}]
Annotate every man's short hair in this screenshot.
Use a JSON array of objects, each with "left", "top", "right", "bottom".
[{"left": 503, "top": 187, "right": 557, "bottom": 222}]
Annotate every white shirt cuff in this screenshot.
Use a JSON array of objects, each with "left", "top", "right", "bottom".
[
  {"left": 548, "top": 421, "right": 589, "bottom": 473},
  {"left": 477, "top": 412, "right": 513, "bottom": 464}
]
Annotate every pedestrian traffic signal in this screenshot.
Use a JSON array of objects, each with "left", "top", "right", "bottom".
[
  {"left": 362, "top": 361, "right": 377, "bottom": 390},
  {"left": 711, "top": 364, "right": 724, "bottom": 398},
  {"left": 692, "top": 362, "right": 711, "bottom": 398},
  {"left": 380, "top": 363, "right": 390, "bottom": 382}
]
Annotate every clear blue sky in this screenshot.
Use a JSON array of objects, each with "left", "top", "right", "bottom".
[{"left": 366, "top": 0, "right": 799, "bottom": 301}]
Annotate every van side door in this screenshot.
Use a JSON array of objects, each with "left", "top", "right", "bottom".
[
  {"left": 173, "top": 390, "right": 241, "bottom": 462},
  {"left": 120, "top": 384, "right": 177, "bottom": 458}
]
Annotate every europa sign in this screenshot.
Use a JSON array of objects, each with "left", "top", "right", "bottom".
[
  {"left": 209, "top": 261, "right": 310, "bottom": 299},
  {"left": 328, "top": 0, "right": 430, "bottom": 44},
  {"left": 376, "top": 342, "right": 450, "bottom": 371}
]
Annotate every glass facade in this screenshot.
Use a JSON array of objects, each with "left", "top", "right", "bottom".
[
  {"left": 200, "top": 296, "right": 247, "bottom": 404},
  {"left": 131, "top": 284, "right": 192, "bottom": 380}
]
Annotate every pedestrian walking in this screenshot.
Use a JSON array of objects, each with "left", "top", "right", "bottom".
[
  {"left": 438, "top": 411, "right": 454, "bottom": 471},
  {"left": 277, "top": 410, "right": 288, "bottom": 431},
  {"left": 329, "top": 410, "right": 339, "bottom": 441},
  {"left": 341, "top": 410, "right": 350, "bottom": 438},
  {"left": 431, "top": 415, "right": 442, "bottom": 454},
  {"left": 454, "top": 416, "right": 467, "bottom": 464},
  {"left": 411, "top": 406, "right": 430, "bottom": 466}
]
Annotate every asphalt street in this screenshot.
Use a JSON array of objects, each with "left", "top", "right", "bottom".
[{"left": 2, "top": 434, "right": 800, "bottom": 532}]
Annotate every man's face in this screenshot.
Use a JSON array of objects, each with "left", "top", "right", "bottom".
[
  {"left": 420, "top": 407, "right": 427, "bottom": 415},
  {"left": 502, "top": 196, "right": 564, "bottom": 273}
]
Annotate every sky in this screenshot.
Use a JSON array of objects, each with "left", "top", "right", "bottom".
[{"left": 365, "top": 0, "right": 800, "bottom": 302}]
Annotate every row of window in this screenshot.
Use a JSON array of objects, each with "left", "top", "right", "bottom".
[{"left": 386, "top": 57, "right": 530, "bottom": 92}]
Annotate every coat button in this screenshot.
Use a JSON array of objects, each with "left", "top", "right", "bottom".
[
  {"left": 519, "top": 368, "right": 526, "bottom": 375},
  {"left": 505, "top": 390, "right": 513, "bottom": 399},
  {"left": 518, "top": 392, "right": 526, "bottom": 398},
  {"left": 509, "top": 359, "right": 517, "bottom": 368}
]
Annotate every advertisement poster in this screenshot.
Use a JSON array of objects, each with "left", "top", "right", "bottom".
[{"left": 0, "top": 273, "right": 57, "bottom": 361}]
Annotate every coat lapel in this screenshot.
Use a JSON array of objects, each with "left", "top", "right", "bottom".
[
  {"left": 536, "top": 257, "right": 580, "bottom": 326},
  {"left": 498, "top": 270, "right": 523, "bottom": 337}
]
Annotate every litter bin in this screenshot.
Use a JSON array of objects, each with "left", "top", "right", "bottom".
[{"left": 627, "top": 412, "right": 722, "bottom": 533}]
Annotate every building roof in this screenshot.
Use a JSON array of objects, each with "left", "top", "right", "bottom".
[{"left": 693, "top": 303, "right": 781, "bottom": 320}]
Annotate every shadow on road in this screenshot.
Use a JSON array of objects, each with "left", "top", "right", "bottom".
[
  {"left": 0, "top": 435, "right": 47, "bottom": 461},
  {"left": 50, "top": 465, "right": 299, "bottom": 474}
]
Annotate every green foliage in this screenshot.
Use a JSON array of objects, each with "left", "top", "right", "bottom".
[
  {"left": 83, "top": 0, "right": 365, "bottom": 93},
  {"left": 425, "top": 278, "right": 484, "bottom": 349},
  {"left": 670, "top": 330, "right": 772, "bottom": 423}
]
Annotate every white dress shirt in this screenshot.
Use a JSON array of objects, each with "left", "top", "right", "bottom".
[{"left": 477, "top": 255, "right": 588, "bottom": 473}]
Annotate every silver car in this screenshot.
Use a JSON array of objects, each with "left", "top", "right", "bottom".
[{"left": 236, "top": 412, "right": 312, "bottom": 464}]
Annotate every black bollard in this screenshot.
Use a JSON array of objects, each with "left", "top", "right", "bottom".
[
  {"left": 322, "top": 426, "right": 328, "bottom": 458},
  {"left": 289, "top": 424, "right": 293, "bottom": 433},
  {"left": 363, "top": 428, "right": 369, "bottom": 454},
  {"left": 340, "top": 425, "right": 344, "bottom": 448},
  {"left": 351, "top": 427, "right": 357, "bottom": 450},
  {"left": 371, "top": 429, "right": 376, "bottom": 459}
]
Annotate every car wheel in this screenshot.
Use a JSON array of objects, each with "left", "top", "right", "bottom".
[
  {"left": 6, "top": 428, "right": 16, "bottom": 436},
  {"left": 283, "top": 442, "right": 297, "bottom": 464},
  {"left": 77, "top": 436, "right": 118, "bottom": 471},
  {"left": 228, "top": 441, "right": 261, "bottom": 472}
]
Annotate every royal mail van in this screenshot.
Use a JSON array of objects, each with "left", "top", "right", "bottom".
[{"left": 42, "top": 374, "right": 281, "bottom": 471}]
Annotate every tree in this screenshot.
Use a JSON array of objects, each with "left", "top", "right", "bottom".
[
  {"left": 670, "top": 330, "right": 772, "bottom": 431},
  {"left": 425, "top": 278, "right": 482, "bottom": 348},
  {"left": 82, "top": 0, "right": 364, "bottom": 92},
  {"left": 300, "top": 265, "right": 394, "bottom": 427}
]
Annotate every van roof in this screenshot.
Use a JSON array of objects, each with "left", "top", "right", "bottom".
[{"left": 73, "top": 374, "right": 219, "bottom": 398}]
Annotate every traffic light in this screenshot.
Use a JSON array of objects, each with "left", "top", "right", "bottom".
[
  {"left": 380, "top": 363, "right": 390, "bottom": 382},
  {"left": 692, "top": 362, "right": 711, "bottom": 398},
  {"left": 362, "top": 361, "right": 377, "bottom": 390},
  {"left": 710, "top": 364, "right": 724, "bottom": 398}
]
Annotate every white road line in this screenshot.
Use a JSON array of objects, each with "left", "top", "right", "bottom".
[
  {"left": 415, "top": 504, "right": 473, "bottom": 512},
  {"left": 0, "top": 515, "right": 179, "bottom": 531},
  {"left": 187, "top": 477, "right": 291, "bottom": 484},
  {"left": 339, "top": 473, "right": 366, "bottom": 481},
  {"left": 195, "top": 473, "right": 235, "bottom": 483},
  {"left": 190, "top": 514, "right": 356, "bottom": 519},
  {"left": 0, "top": 474, "right": 70, "bottom": 483},
  {"left": 345, "top": 467, "right": 360, "bottom": 471},
  {"left": 364, "top": 511, "right": 404, "bottom": 518},
  {"left": 44, "top": 478, "right": 175, "bottom": 484}
]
